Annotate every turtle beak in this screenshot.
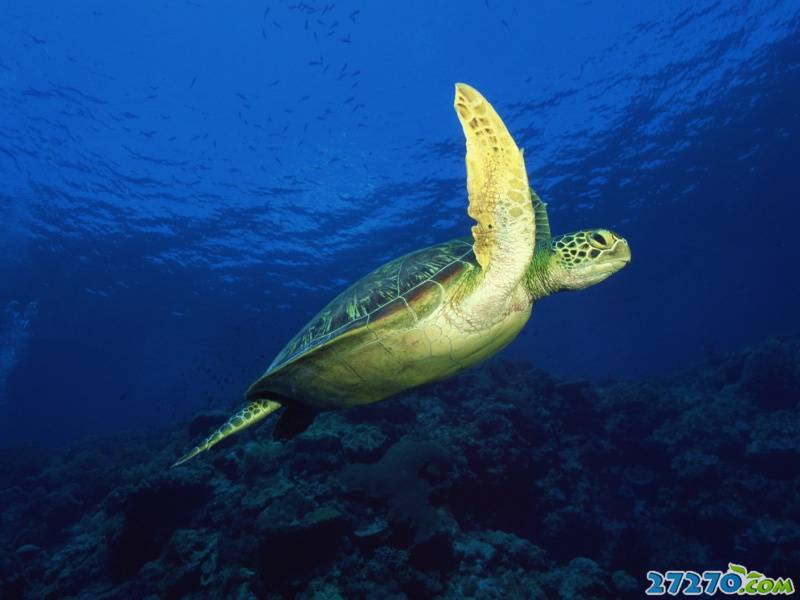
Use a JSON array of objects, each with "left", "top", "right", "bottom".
[
  {"left": 576, "top": 236, "right": 631, "bottom": 289},
  {"left": 609, "top": 238, "right": 631, "bottom": 265}
]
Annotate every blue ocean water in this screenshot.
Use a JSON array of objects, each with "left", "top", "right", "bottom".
[
  {"left": 2, "top": 0, "right": 797, "bottom": 447},
  {"left": 0, "top": 3, "right": 799, "bottom": 598}
]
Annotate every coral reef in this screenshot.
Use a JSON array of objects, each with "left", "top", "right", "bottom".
[{"left": 1, "top": 336, "right": 798, "bottom": 599}]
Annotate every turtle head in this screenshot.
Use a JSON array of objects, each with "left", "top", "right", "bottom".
[{"left": 529, "top": 229, "right": 631, "bottom": 298}]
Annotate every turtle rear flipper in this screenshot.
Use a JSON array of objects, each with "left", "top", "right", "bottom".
[
  {"left": 171, "top": 399, "right": 282, "bottom": 467},
  {"left": 272, "top": 405, "right": 317, "bottom": 440}
]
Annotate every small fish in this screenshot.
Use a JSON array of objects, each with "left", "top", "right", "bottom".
[
  {"left": 340, "top": 34, "right": 351, "bottom": 43},
  {"left": 190, "top": 76, "right": 197, "bottom": 88},
  {"left": 26, "top": 33, "right": 47, "bottom": 45},
  {"left": 350, "top": 9, "right": 360, "bottom": 21}
]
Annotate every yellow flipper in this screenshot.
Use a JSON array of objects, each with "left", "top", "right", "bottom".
[
  {"left": 454, "top": 83, "right": 535, "bottom": 290},
  {"left": 171, "top": 399, "right": 282, "bottom": 467}
]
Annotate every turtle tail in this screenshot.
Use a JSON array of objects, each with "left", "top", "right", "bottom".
[{"left": 171, "top": 399, "right": 282, "bottom": 468}]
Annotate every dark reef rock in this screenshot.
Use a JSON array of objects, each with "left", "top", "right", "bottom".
[
  {"left": 738, "top": 338, "right": 800, "bottom": 410},
  {"left": 1, "top": 336, "right": 799, "bottom": 599},
  {"left": 106, "top": 470, "right": 212, "bottom": 579},
  {"left": 342, "top": 439, "right": 454, "bottom": 544}
]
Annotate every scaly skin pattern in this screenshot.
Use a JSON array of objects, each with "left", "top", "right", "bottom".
[{"left": 171, "top": 399, "right": 281, "bottom": 467}]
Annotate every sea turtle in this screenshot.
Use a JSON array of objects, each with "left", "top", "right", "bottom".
[{"left": 173, "top": 83, "right": 631, "bottom": 467}]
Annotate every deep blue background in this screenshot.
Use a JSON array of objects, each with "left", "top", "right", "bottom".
[{"left": 1, "top": 1, "right": 798, "bottom": 447}]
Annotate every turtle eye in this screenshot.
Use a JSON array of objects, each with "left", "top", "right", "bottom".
[{"left": 589, "top": 232, "right": 608, "bottom": 248}]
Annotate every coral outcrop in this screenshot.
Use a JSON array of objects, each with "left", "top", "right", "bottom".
[{"left": 1, "top": 337, "right": 798, "bottom": 599}]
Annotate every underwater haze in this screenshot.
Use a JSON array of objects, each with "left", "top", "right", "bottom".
[{"left": 1, "top": 2, "right": 800, "bottom": 599}]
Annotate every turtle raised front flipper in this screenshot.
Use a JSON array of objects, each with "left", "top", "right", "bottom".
[
  {"left": 453, "top": 83, "right": 535, "bottom": 318},
  {"left": 171, "top": 399, "right": 281, "bottom": 467}
]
